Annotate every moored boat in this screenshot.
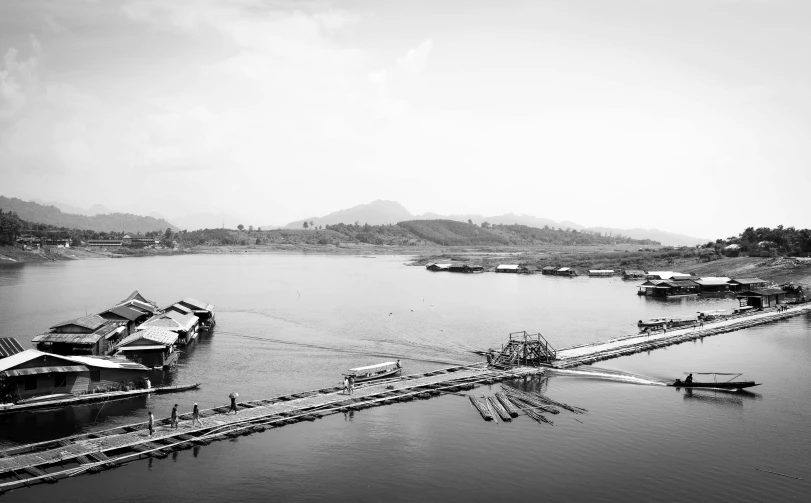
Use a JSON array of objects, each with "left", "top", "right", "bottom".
[
  {"left": 638, "top": 318, "right": 670, "bottom": 329},
  {"left": 346, "top": 361, "right": 402, "bottom": 382},
  {"left": 669, "top": 316, "right": 699, "bottom": 328}
]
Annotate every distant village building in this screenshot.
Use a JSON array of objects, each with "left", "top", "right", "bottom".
[
  {"left": 645, "top": 271, "right": 682, "bottom": 280},
  {"left": 85, "top": 239, "right": 122, "bottom": 248},
  {"left": 622, "top": 270, "right": 646, "bottom": 280},
  {"left": 588, "top": 270, "right": 614, "bottom": 277},
  {"left": 694, "top": 277, "right": 732, "bottom": 293},
  {"left": 98, "top": 305, "right": 151, "bottom": 336},
  {"left": 735, "top": 288, "right": 785, "bottom": 309},
  {"left": 495, "top": 265, "right": 529, "bottom": 274},
  {"left": 637, "top": 280, "right": 699, "bottom": 297},
  {"left": 728, "top": 278, "right": 768, "bottom": 292},
  {"left": 449, "top": 264, "right": 484, "bottom": 273},
  {"left": 165, "top": 298, "right": 216, "bottom": 329},
  {"left": 554, "top": 267, "right": 577, "bottom": 277},
  {"left": 541, "top": 266, "right": 557, "bottom": 275},
  {"left": 426, "top": 263, "right": 451, "bottom": 272},
  {"left": 139, "top": 312, "right": 199, "bottom": 346}
]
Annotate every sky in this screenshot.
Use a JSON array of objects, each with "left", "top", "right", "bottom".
[{"left": 1, "top": 0, "right": 809, "bottom": 238}]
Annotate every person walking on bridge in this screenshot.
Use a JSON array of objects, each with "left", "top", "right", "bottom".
[
  {"left": 148, "top": 411, "right": 155, "bottom": 437},
  {"left": 171, "top": 404, "right": 179, "bottom": 429},
  {"left": 192, "top": 403, "right": 202, "bottom": 426}
]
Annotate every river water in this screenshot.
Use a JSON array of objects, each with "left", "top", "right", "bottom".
[{"left": 0, "top": 254, "right": 809, "bottom": 501}]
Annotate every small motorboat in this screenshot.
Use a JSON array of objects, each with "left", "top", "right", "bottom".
[
  {"left": 346, "top": 361, "right": 402, "bottom": 383},
  {"left": 669, "top": 372, "right": 760, "bottom": 390},
  {"left": 638, "top": 318, "right": 670, "bottom": 329},
  {"left": 669, "top": 316, "right": 699, "bottom": 328}
]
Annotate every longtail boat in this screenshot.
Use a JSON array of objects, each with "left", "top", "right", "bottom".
[
  {"left": 669, "top": 372, "right": 759, "bottom": 390},
  {"left": 346, "top": 362, "right": 402, "bottom": 383}
]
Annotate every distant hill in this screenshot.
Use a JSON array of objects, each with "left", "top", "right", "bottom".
[
  {"left": 586, "top": 227, "right": 707, "bottom": 247},
  {"left": 284, "top": 200, "right": 413, "bottom": 229},
  {"left": 398, "top": 220, "right": 511, "bottom": 246},
  {"left": 0, "top": 196, "right": 178, "bottom": 233},
  {"left": 32, "top": 199, "right": 113, "bottom": 216}
]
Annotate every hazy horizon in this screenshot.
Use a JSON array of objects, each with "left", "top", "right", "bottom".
[{"left": 2, "top": 0, "right": 810, "bottom": 238}]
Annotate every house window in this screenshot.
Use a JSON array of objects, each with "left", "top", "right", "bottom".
[
  {"left": 24, "top": 376, "right": 37, "bottom": 391},
  {"left": 90, "top": 370, "right": 101, "bottom": 382}
]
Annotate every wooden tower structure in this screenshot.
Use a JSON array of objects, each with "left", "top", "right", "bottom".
[{"left": 491, "top": 331, "right": 557, "bottom": 368}]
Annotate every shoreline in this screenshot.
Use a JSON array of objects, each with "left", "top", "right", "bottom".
[{"left": 3, "top": 243, "right": 809, "bottom": 289}]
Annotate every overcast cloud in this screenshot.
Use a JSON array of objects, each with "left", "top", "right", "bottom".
[{"left": 1, "top": 0, "right": 809, "bottom": 237}]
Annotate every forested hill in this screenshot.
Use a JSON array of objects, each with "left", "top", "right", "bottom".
[
  {"left": 0, "top": 196, "right": 177, "bottom": 233},
  {"left": 397, "top": 220, "right": 659, "bottom": 246}
]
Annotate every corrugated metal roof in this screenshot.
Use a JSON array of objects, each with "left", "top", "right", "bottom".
[
  {"left": 50, "top": 314, "right": 106, "bottom": 331},
  {"left": 0, "top": 337, "right": 25, "bottom": 358},
  {"left": 141, "top": 313, "right": 197, "bottom": 332},
  {"left": 101, "top": 305, "right": 146, "bottom": 322},
  {"left": 497, "top": 264, "right": 520, "bottom": 269},
  {"left": 119, "top": 299, "right": 158, "bottom": 313},
  {"left": 4, "top": 365, "right": 89, "bottom": 377},
  {"left": 66, "top": 355, "right": 148, "bottom": 371},
  {"left": 0, "top": 349, "right": 77, "bottom": 372},
  {"left": 589, "top": 270, "right": 614, "bottom": 273},
  {"left": 119, "top": 327, "right": 178, "bottom": 347},
  {"left": 31, "top": 332, "right": 104, "bottom": 345},
  {"left": 695, "top": 277, "right": 731, "bottom": 286},
  {"left": 166, "top": 304, "right": 193, "bottom": 314},
  {"left": 181, "top": 297, "right": 214, "bottom": 311},
  {"left": 729, "top": 278, "right": 766, "bottom": 285}
]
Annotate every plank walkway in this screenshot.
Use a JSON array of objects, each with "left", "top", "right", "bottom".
[
  {"left": 0, "top": 364, "right": 542, "bottom": 494},
  {"left": 553, "top": 304, "right": 811, "bottom": 368}
]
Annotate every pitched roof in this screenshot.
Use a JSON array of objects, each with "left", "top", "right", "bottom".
[
  {"left": 0, "top": 349, "right": 77, "bottom": 372},
  {"left": 0, "top": 337, "right": 25, "bottom": 358},
  {"left": 31, "top": 331, "right": 105, "bottom": 345},
  {"left": 496, "top": 264, "right": 521, "bottom": 269},
  {"left": 65, "top": 355, "right": 148, "bottom": 371},
  {"left": 542, "top": 266, "right": 557, "bottom": 271},
  {"left": 122, "top": 299, "right": 158, "bottom": 313},
  {"left": 557, "top": 267, "right": 571, "bottom": 271},
  {"left": 141, "top": 312, "right": 197, "bottom": 332},
  {"left": 180, "top": 297, "right": 214, "bottom": 311},
  {"left": 119, "top": 290, "right": 153, "bottom": 305},
  {"left": 101, "top": 305, "right": 147, "bottom": 322},
  {"left": 165, "top": 303, "right": 193, "bottom": 315},
  {"left": 118, "top": 327, "right": 179, "bottom": 347},
  {"left": 49, "top": 314, "right": 106, "bottom": 331},
  {"left": 729, "top": 278, "right": 766, "bottom": 285},
  {"left": 740, "top": 288, "right": 785, "bottom": 296},
  {"left": 695, "top": 277, "right": 731, "bottom": 286}
]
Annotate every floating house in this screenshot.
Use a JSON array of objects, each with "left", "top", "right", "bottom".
[
  {"left": 495, "top": 265, "right": 529, "bottom": 274},
  {"left": 645, "top": 271, "right": 681, "bottom": 280},
  {"left": 98, "top": 305, "right": 151, "bottom": 335},
  {"left": 425, "top": 263, "right": 451, "bottom": 272},
  {"left": 115, "top": 327, "right": 179, "bottom": 369},
  {"left": 622, "top": 270, "right": 646, "bottom": 280},
  {"left": 728, "top": 278, "right": 768, "bottom": 292},
  {"left": 694, "top": 277, "right": 732, "bottom": 293},
  {"left": 588, "top": 270, "right": 614, "bottom": 277},
  {"left": 735, "top": 289, "right": 786, "bottom": 309},
  {"left": 85, "top": 239, "right": 123, "bottom": 248},
  {"left": 554, "top": 267, "right": 578, "bottom": 277},
  {"left": 448, "top": 264, "right": 484, "bottom": 273},
  {"left": 637, "top": 279, "right": 700, "bottom": 297},
  {"left": 541, "top": 266, "right": 557, "bottom": 275},
  {"left": 0, "top": 349, "right": 148, "bottom": 402},
  {"left": 31, "top": 315, "right": 127, "bottom": 356},
  {"left": 139, "top": 312, "right": 199, "bottom": 345},
  {"left": 166, "top": 298, "right": 216, "bottom": 329}
]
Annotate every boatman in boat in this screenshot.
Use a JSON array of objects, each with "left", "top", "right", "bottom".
[
  {"left": 396, "top": 359, "right": 402, "bottom": 369},
  {"left": 685, "top": 373, "right": 693, "bottom": 384}
]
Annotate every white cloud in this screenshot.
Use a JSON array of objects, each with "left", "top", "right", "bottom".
[
  {"left": 0, "top": 35, "right": 40, "bottom": 120},
  {"left": 396, "top": 39, "right": 433, "bottom": 78}
]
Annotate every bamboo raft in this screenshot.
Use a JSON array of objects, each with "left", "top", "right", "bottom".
[
  {"left": 553, "top": 304, "right": 811, "bottom": 368},
  {"left": 0, "top": 364, "right": 542, "bottom": 494}
]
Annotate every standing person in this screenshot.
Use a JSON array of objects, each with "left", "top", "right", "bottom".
[
  {"left": 148, "top": 411, "right": 155, "bottom": 437},
  {"left": 171, "top": 404, "right": 179, "bottom": 429},
  {"left": 144, "top": 376, "right": 151, "bottom": 390},
  {"left": 229, "top": 393, "right": 238, "bottom": 414},
  {"left": 343, "top": 375, "right": 349, "bottom": 395},
  {"left": 192, "top": 403, "right": 201, "bottom": 426},
  {"left": 348, "top": 375, "right": 355, "bottom": 395}
]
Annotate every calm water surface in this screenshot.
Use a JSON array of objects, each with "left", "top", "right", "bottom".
[{"left": 0, "top": 255, "right": 809, "bottom": 502}]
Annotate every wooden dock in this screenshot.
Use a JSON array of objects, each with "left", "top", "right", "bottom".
[
  {"left": 0, "top": 364, "right": 542, "bottom": 494},
  {"left": 553, "top": 304, "right": 811, "bottom": 368}
]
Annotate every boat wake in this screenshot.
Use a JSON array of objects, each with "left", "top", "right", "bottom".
[{"left": 548, "top": 366, "right": 668, "bottom": 386}]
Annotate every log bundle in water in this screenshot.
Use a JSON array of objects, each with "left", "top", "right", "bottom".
[
  {"left": 469, "top": 395, "right": 493, "bottom": 421},
  {"left": 494, "top": 392, "right": 520, "bottom": 418},
  {"left": 486, "top": 396, "right": 512, "bottom": 421}
]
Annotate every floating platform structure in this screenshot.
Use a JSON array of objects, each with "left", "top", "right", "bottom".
[
  {"left": 553, "top": 304, "right": 811, "bottom": 368},
  {"left": 0, "top": 364, "right": 541, "bottom": 494}
]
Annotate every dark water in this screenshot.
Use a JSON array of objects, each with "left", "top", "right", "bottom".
[{"left": 0, "top": 255, "right": 809, "bottom": 501}]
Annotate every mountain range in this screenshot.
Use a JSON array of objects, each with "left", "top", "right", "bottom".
[
  {"left": 0, "top": 196, "right": 177, "bottom": 233},
  {"left": 284, "top": 200, "right": 708, "bottom": 246}
]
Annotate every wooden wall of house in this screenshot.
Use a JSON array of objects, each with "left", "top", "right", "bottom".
[{"left": 9, "top": 369, "right": 146, "bottom": 400}]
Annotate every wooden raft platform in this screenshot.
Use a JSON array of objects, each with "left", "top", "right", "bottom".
[
  {"left": 0, "top": 364, "right": 542, "bottom": 494},
  {"left": 553, "top": 304, "right": 811, "bottom": 368}
]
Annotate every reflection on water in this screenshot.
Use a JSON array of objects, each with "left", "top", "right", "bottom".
[{"left": 1, "top": 256, "right": 810, "bottom": 502}]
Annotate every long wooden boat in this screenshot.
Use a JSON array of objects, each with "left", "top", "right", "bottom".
[
  {"left": 346, "top": 362, "right": 402, "bottom": 383},
  {"left": 669, "top": 372, "right": 759, "bottom": 390},
  {"left": 0, "top": 383, "right": 201, "bottom": 415},
  {"left": 637, "top": 318, "right": 670, "bottom": 329}
]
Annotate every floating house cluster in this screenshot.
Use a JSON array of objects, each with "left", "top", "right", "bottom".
[{"left": 0, "top": 291, "right": 215, "bottom": 405}]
